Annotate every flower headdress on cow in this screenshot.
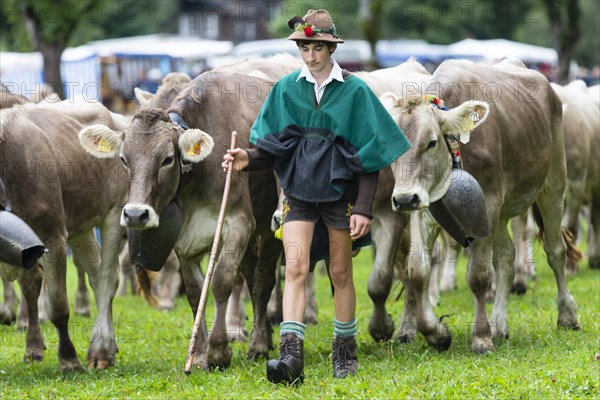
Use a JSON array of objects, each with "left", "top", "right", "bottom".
[{"left": 287, "top": 9, "right": 344, "bottom": 43}]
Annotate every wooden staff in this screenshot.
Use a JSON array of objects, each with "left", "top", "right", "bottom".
[{"left": 185, "top": 131, "right": 237, "bottom": 374}]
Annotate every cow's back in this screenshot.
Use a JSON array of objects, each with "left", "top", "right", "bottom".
[
  {"left": 552, "top": 81, "right": 600, "bottom": 195},
  {"left": 0, "top": 104, "right": 125, "bottom": 237},
  {"left": 430, "top": 59, "right": 563, "bottom": 218},
  {"left": 354, "top": 59, "right": 431, "bottom": 97}
]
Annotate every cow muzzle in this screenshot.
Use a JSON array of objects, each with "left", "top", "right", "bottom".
[
  {"left": 121, "top": 203, "right": 159, "bottom": 229},
  {"left": 391, "top": 188, "right": 430, "bottom": 212}
]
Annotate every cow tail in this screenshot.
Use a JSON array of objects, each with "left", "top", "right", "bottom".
[
  {"left": 562, "top": 228, "right": 583, "bottom": 262},
  {"left": 531, "top": 202, "right": 583, "bottom": 262},
  {"left": 531, "top": 202, "right": 544, "bottom": 242},
  {"left": 136, "top": 267, "right": 159, "bottom": 308}
]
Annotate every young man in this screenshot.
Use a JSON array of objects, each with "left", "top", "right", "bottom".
[{"left": 222, "top": 9, "right": 410, "bottom": 384}]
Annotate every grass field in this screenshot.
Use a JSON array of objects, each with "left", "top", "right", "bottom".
[{"left": 0, "top": 244, "right": 598, "bottom": 399}]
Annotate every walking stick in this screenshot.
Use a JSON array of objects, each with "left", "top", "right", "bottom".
[{"left": 185, "top": 131, "right": 237, "bottom": 374}]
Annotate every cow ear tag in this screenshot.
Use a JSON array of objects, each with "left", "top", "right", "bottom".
[
  {"left": 97, "top": 138, "right": 114, "bottom": 153},
  {"left": 459, "top": 112, "right": 481, "bottom": 143},
  {"left": 187, "top": 143, "right": 202, "bottom": 157}
]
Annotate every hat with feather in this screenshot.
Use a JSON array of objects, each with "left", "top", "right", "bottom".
[{"left": 287, "top": 9, "right": 344, "bottom": 43}]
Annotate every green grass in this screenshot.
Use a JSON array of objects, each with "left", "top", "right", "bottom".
[{"left": 1, "top": 247, "right": 599, "bottom": 399}]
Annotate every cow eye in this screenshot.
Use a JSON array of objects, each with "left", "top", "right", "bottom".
[
  {"left": 120, "top": 156, "right": 129, "bottom": 168},
  {"left": 426, "top": 139, "right": 438, "bottom": 150},
  {"left": 161, "top": 155, "right": 175, "bottom": 167}
]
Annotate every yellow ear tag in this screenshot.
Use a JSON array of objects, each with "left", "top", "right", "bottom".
[
  {"left": 187, "top": 143, "right": 201, "bottom": 156},
  {"left": 97, "top": 138, "right": 113, "bottom": 153}
]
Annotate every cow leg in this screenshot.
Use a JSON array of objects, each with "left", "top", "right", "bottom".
[
  {"left": 17, "top": 266, "right": 46, "bottom": 362},
  {"left": 439, "top": 232, "right": 460, "bottom": 292},
  {"left": 304, "top": 268, "right": 318, "bottom": 325},
  {"left": 77, "top": 222, "right": 122, "bottom": 369},
  {"left": 511, "top": 212, "right": 530, "bottom": 295},
  {"left": 117, "top": 244, "right": 135, "bottom": 297},
  {"left": 37, "top": 276, "right": 48, "bottom": 323},
  {"left": 74, "top": 262, "right": 91, "bottom": 317},
  {"left": 536, "top": 198, "right": 580, "bottom": 330},
  {"left": 588, "top": 194, "right": 600, "bottom": 269},
  {"left": 154, "top": 251, "right": 181, "bottom": 311},
  {"left": 489, "top": 220, "right": 515, "bottom": 340},
  {"left": 0, "top": 278, "right": 18, "bottom": 325},
  {"left": 367, "top": 213, "right": 405, "bottom": 342},
  {"left": 395, "top": 267, "right": 418, "bottom": 343},
  {"left": 468, "top": 234, "right": 495, "bottom": 354},
  {"left": 226, "top": 273, "right": 248, "bottom": 342},
  {"left": 562, "top": 184, "right": 585, "bottom": 274},
  {"left": 428, "top": 243, "right": 441, "bottom": 307},
  {"left": 246, "top": 235, "right": 279, "bottom": 360},
  {"left": 266, "top": 262, "right": 283, "bottom": 325},
  {"left": 179, "top": 256, "right": 208, "bottom": 369},
  {"left": 41, "top": 240, "right": 84, "bottom": 372},
  {"left": 406, "top": 211, "right": 450, "bottom": 351}
]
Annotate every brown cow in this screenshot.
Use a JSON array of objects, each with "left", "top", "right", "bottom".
[
  {"left": 387, "top": 58, "right": 580, "bottom": 353},
  {"left": 79, "top": 70, "right": 283, "bottom": 369},
  {"left": 551, "top": 80, "right": 600, "bottom": 271},
  {"left": 0, "top": 98, "right": 128, "bottom": 371}
]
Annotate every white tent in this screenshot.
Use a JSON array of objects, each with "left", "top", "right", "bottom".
[
  {"left": 89, "top": 34, "right": 233, "bottom": 60},
  {"left": 447, "top": 38, "right": 558, "bottom": 64},
  {"left": 0, "top": 45, "right": 101, "bottom": 101},
  {"left": 376, "top": 39, "right": 449, "bottom": 68}
]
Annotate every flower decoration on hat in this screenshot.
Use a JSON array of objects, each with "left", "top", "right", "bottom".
[
  {"left": 425, "top": 94, "right": 449, "bottom": 111},
  {"left": 288, "top": 15, "right": 339, "bottom": 39}
]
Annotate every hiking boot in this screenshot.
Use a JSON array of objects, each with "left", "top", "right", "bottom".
[
  {"left": 332, "top": 335, "right": 358, "bottom": 378},
  {"left": 266, "top": 333, "right": 304, "bottom": 384}
]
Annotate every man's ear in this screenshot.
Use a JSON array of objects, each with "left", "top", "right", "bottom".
[{"left": 329, "top": 43, "right": 337, "bottom": 54}]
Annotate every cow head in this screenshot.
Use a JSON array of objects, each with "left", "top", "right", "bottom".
[
  {"left": 381, "top": 93, "right": 489, "bottom": 212},
  {"left": 78, "top": 108, "right": 214, "bottom": 229}
]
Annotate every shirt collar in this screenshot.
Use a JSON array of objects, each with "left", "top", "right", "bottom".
[{"left": 297, "top": 58, "right": 344, "bottom": 85}]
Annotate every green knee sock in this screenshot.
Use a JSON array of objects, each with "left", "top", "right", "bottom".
[{"left": 334, "top": 318, "right": 357, "bottom": 337}]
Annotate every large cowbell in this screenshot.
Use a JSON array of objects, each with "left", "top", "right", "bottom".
[
  {"left": 429, "top": 169, "right": 490, "bottom": 248},
  {"left": 0, "top": 210, "right": 47, "bottom": 269},
  {"left": 128, "top": 201, "right": 182, "bottom": 271}
]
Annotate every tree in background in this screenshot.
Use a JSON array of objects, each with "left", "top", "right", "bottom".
[
  {"left": 543, "top": 0, "right": 580, "bottom": 84},
  {"left": 361, "top": 0, "right": 384, "bottom": 70},
  {"left": 3, "top": 1, "right": 110, "bottom": 99},
  {"left": 1, "top": 1, "right": 179, "bottom": 99}
]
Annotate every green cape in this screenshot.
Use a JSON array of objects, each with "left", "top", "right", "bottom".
[{"left": 250, "top": 70, "right": 411, "bottom": 202}]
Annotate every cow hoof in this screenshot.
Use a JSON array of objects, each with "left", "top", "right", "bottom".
[
  {"left": 0, "top": 306, "right": 16, "bottom": 325},
  {"left": 87, "top": 358, "right": 114, "bottom": 369},
  {"left": 60, "top": 358, "right": 85, "bottom": 373},
  {"left": 304, "top": 315, "right": 318, "bottom": 326},
  {"left": 227, "top": 329, "right": 248, "bottom": 343},
  {"left": 557, "top": 320, "right": 581, "bottom": 330},
  {"left": 207, "top": 358, "right": 231, "bottom": 371},
  {"left": 368, "top": 314, "right": 395, "bottom": 342},
  {"left": 424, "top": 325, "right": 452, "bottom": 351},
  {"left": 247, "top": 348, "right": 269, "bottom": 361},
  {"left": 207, "top": 346, "right": 232, "bottom": 371},
  {"left": 472, "top": 338, "right": 495, "bottom": 354},
  {"left": 510, "top": 281, "right": 527, "bottom": 296},
  {"left": 23, "top": 350, "right": 44, "bottom": 363},
  {"left": 395, "top": 332, "right": 416, "bottom": 344},
  {"left": 589, "top": 258, "right": 600, "bottom": 270}
]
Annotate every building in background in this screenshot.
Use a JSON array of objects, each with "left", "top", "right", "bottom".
[{"left": 179, "top": 0, "right": 279, "bottom": 43}]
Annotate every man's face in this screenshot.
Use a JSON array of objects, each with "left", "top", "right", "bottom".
[{"left": 299, "top": 42, "right": 334, "bottom": 76}]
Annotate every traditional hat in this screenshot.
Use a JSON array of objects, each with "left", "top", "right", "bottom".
[{"left": 287, "top": 9, "right": 344, "bottom": 43}]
